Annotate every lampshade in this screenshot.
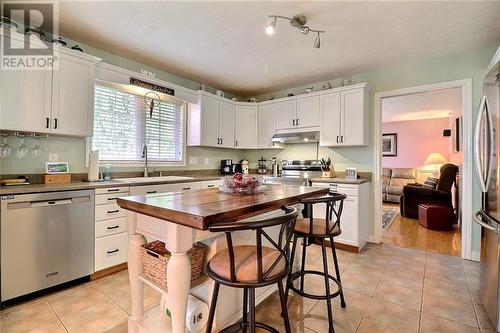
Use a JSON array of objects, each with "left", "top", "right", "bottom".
[{"left": 424, "top": 152, "right": 448, "bottom": 166}]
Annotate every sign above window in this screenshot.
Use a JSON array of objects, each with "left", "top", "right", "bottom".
[{"left": 129, "top": 77, "right": 174, "bottom": 96}]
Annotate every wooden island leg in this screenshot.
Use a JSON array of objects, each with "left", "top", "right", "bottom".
[
  {"left": 165, "top": 222, "right": 194, "bottom": 333},
  {"left": 127, "top": 212, "right": 147, "bottom": 332}
]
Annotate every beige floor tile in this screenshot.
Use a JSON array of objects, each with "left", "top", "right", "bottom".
[
  {"left": 343, "top": 260, "right": 385, "bottom": 278},
  {"left": 101, "top": 319, "right": 128, "bottom": 333},
  {"left": 386, "top": 260, "right": 425, "bottom": 276},
  {"left": 340, "top": 270, "right": 380, "bottom": 296},
  {"left": 474, "top": 303, "right": 496, "bottom": 331},
  {"left": 381, "top": 269, "right": 423, "bottom": 291},
  {"left": 470, "top": 287, "right": 482, "bottom": 305},
  {"left": 257, "top": 290, "right": 317, "bottom": 327},
  {"left": 363, "top": 298, "right": 420, "bottom": 333},
  {"left": 420, "top": 313, "right": 480, "bottom": 333},
  {"left": 426, "top": 252, "right": 462, "bottom": 266},
  {"left": 0, "top": 298, "right": 66, "bottom": 333},
  {"left": 357, "top": 318, "right": 402, "bottom": 333},
  {"left": 374, "top": 280, "right": 422, "bottom": 310},
  {"left": 423, "top": 276, "right": 471, "bottom": 302},
  {"left": 424, "top": 264, "right": 467, "bottom": 283},
  {"left": 422, "top": 291, "right": 478, "bottom": 328}
]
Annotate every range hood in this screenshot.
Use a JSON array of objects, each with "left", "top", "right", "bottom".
[{"left": 272, "top": 131, "right": 319, "bottom": 144}]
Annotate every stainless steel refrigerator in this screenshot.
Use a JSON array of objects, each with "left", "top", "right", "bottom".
[{"left": 473, "top": 47, "right": 500, "bottom": 332}]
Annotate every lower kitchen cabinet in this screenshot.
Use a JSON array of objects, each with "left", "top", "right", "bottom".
[
  {"left": 310, "top": 182, "right": 370, "bottom": 251},
  {"left": 95, "top": 233, "right": 128, "bottom": 272}
]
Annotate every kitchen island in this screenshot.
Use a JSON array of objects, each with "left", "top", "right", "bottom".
[{"left": 117, "top": 184, "right": 328, "bottom": 333}]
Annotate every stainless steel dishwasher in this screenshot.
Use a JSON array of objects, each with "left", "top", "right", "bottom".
[{"left": 1, "top": 190, "right": 94, "bottom": 305}]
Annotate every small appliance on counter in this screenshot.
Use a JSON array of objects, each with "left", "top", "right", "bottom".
[
  {"left": 345, "top": 167, "right": 358, "bottom": 179},
  {"left": 271, "top": 157, "right": 282, "bottom": 177},
  {"left": 220, "top": 159, "right": 235, "bottom": 175},
  {"left": 257, "top": 157, "right": 267, "bottom": 174},
  {"left": 44, "top": 162, "right": 70, "bottom": 184}
]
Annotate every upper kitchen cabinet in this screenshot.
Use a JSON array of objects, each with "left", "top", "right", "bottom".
[
  {"left": 51, "top": 51, "right": 98, "bottom": 137},
  {"left": 188, "top": 92, "right": 235, "bottom": 148},
  {"left": 0, "top": 33, "right": 100, "bottom": 136},
  {"left": 235, "top": 104, "right": 258, "bottom": 149},
  {"left": 320, "top": 84, "right": 368, "bottom": 147},
  {"left": 276, "top": 95, "right": 320, "bottom": 131}
]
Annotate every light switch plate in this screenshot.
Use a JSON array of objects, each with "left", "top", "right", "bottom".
[{"left": 48, "top": 154, "right": 58, "bottom": 162}]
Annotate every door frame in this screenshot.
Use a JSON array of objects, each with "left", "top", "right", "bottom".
[{"left": 373, "top": 78, "right": 474, "bottom": 260}]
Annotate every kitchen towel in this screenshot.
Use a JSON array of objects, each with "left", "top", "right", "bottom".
[{"left": 88, "top": 151, "right": 100, "bottom": 181}]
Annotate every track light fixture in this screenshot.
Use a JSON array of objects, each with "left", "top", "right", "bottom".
[{"left": 266, "top": 14, "right": 325, "bottom": 48}]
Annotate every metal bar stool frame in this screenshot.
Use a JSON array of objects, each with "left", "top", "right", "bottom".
[
  {"left": 205, "top": 206, "right": 299, "bottom": 333},
  {"left": 284, "top": 192, "right": 347, "bottom": 333}
]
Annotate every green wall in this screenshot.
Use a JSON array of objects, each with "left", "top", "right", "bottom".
[{"left": 248, "top": 45, "right": 499, "bottom": 253}]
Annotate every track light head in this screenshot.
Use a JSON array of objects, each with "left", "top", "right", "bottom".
[
  {"left": 313, "top": 33, "right": 321, "bottom": 49},
  {"left": 266, "top": 17, "right": 277, "bottom": 35},
  {"left": 300, "top": 26, "right": 310, "bottom": 35}
]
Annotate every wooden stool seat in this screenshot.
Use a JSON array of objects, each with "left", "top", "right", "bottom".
[
  {"left": 208, "top": 245, "right": 286, "bottom": 283},
  {"left": 294, "top": 218, "right": 341, "bottom": 236}
]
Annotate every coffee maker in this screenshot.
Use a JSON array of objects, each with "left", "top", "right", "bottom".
[{"left": 220, "top": 159, "right": 235, "bottom": 175}]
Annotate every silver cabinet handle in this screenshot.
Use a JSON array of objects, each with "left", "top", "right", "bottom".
[
  {"left": 473, "top": 210, "right": 498, "bottom": 233},
  {"left": 31, "top": 199, "right": 72, "bottom": 207}
]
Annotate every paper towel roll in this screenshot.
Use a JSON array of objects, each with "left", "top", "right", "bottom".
[
  {"left": 88, "top": 151, "right": 100, "bottom": 181},
  {"left": 160, "top": 294, "right": 209, "bottom": 333}
]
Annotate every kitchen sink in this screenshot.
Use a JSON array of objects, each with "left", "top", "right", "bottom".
[{"left": 114, "top": 176, "right": 195, "bottom": 183}]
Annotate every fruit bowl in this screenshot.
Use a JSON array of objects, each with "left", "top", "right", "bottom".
[{"left": 219, "top": 173, "right": 264, "bottom": 195}]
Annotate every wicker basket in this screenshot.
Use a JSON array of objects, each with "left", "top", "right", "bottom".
[{"left": 141, "top": 240, "right": 206, "bottom": 290}]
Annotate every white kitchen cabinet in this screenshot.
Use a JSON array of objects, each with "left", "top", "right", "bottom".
[
  {"left": 235, "top": 105, "right": 258, "bottom": 149},
  {"left": 276, "top": 100, "right": 297, "bottom": 130},
  {"left": 188, "top": 93, "right": 235, "bottom": 148},
  {"left": 0, "top": 33, "right": 100, "bottom": 136},
  {"left": 296, "top": 95, "right": 320, "bottom": 128},
  {"left": 258, "top": 103, "right": 277, "bottom": 148},
  {"left": 51, "top": 52, "right": 96, "bottom": 137},
  {"left": 200, "top": 179, "right": 222, "bottom": 188},
  {"left": 320, "top": 85, "right": 368, "bottom": 147},
  {"left": 219, "top": 100, "right": 235, "bottom": 148},
  {"left": 310, "top": 182, "right": 369, "bottom": 251}
]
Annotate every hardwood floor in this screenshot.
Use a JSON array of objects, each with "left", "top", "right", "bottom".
[{"left": 382, "top": 203, "right": 461, "bottom": 256}]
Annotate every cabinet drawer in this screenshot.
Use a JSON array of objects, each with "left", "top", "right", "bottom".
[
  {"left": 95, "top": 232, "right": 128, "bottom": 271},
  {"left": 95, "top": 187, "right": 129, "bottom": 195},
  {"left": 95, "top": 192, "right": 129, "bottom": 205},
  {"left": 200, "top": 180, "right": 222, "bottom": 189},
  {"left": 129, "top": 184, "right": 172, "bottom": 196},
  {"left": 95, "top": 218, "right": 127, "bottom": 238},
  {"left": 169, "top": 182, "right": 201, "bottom": 192},
  {"left": 95, "top": 203, "right": 127, "bottom": 221}
]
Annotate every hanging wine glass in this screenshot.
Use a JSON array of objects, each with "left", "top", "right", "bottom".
[
  {"left": 31, "top": 136, "right": 42, "bottom": 158},
  {"left": 16, "top": 136, "right": 28, "bottom": 159},
  {"left": 0, "top": 135, "right": 11, "bottom": 158}
]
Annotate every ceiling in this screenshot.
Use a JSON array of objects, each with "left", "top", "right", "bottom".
[
  {"left": 382, "top": 87, "right": 462, "bottom": 123},
  {"left": 58, "top": 1, "right": 500, "bottom": 97}
]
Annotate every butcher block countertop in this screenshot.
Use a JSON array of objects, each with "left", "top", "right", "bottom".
[{"left": 117, "top": 184, "right": 329, "bottom": 230}]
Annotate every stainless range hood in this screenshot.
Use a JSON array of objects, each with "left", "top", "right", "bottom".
[{"left": 272, "top": 131, "right": 319, "bottom": 144}]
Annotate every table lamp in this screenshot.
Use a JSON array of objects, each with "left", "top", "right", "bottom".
[{"left": 423, "top": 152, "right": 448, "bottom": 177}]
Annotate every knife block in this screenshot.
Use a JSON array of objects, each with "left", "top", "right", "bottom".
[{"left": 322, "top": 169, "right": 336, "bottom": 178}]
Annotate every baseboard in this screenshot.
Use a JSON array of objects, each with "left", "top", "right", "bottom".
[
  {"left": 367, "top": 235, "right": 380, "bottom": 244},
  {"left": 91, "top": 263, "right": 128, "bottom": 280},
  {"left": 471, "top": 251, "right": 480, "bottom": 262}
]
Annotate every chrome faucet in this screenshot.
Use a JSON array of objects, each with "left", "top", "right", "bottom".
[{"left": 142, "top": 144, "right": 148, "bottom": 177}]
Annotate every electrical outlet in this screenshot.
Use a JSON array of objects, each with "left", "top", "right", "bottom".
[
  {"left": 204, "top": 158, "right": 209, "bottom": 166},
  {"left": 48, "top": 154, "right": 58, "bottom": 162},
  {"left": 189, "top": 157, "right": 198, "bottom": 165}
]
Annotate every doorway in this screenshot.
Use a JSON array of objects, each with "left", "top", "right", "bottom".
[{"left": 373, "top": 79, "right": 473, "bottom": 259}]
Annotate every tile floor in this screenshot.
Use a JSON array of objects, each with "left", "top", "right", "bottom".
[{"left": 0, "top": 243, "right": 494, "bottom": 333}]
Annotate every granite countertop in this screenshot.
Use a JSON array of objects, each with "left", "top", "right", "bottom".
[
  {"left": 0, "top": 175, "right": 222, "bottom": 195},
  {"left": 310, "top": 177, "right": 369, "bottom": 184}
]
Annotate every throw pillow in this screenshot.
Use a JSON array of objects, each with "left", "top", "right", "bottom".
[{"left": 423, "top": 177, "right": 438, "bottom": 189}]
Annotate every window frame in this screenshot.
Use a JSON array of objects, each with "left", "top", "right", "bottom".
[{"left": 90, "top": 81, "right": 187, "bottom": 168}]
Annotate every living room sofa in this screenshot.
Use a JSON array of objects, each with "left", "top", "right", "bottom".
[{"left": 382, "top": 168, "right": 417, "bottom": 203}]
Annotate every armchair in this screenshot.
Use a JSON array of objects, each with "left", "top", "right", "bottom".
[{"left": 400, "top": 163, "right": 459, "bottom": 219}]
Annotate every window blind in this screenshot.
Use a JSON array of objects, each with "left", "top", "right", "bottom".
[{"left": 93, "top": 84, "right": 184, "bottom": 163}]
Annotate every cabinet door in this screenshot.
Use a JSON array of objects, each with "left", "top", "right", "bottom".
[
  {"left": 336, "top": 197, "right": 358, "bottom": 246},
  {"left": 52, "top": 53, "right": 95, "bottom": 136},
  {"left": 218, "top": 100, "right": 235, "bottom": 148},
  {"left": 341, "top": 88, "right": 367, "bottom": 146},
  {"left": 319, "top": 92, "right": 342, "bottom": 146},
  {"left": 258, "top": 104, "right": 277, "bottom": 148},
  {"left": 275, "top": 100, "right": 297, "bottom": 130},
  {"left": 0, "top": 65, "right": 52, "bottom": 133},
  {"left": 296, "top": 95, "right": 320, "bottom": 128},
  {"left": 200, "top": 95, "right": 220, "bottom": 147},
  {"left": 235, "top": 105, "right": 258, "bottom": 149}
]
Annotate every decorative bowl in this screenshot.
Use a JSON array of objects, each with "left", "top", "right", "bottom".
[{"left": 219, "top": 173, "right": 263, "bottom": 195}]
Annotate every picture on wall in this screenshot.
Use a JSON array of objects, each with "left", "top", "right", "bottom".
[
  {"left": 382, "top": 133, "right": 398, "bottom": 157},
  {"left": 451, "top": 117, "right": 461, "bottom": 152}
]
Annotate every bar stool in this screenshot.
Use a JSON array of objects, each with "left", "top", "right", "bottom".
[
  {"left": 285, "top": 192, "right": 347, "bottom": 333},
  {"left": 205, "top": 206, "right": 299, "bottom": 333}
]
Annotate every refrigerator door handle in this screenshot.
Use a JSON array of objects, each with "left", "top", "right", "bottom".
[
  {"left": 474, "top": 95, "right": 489, "bottom": 193},
  {"left": 484, "top": 96, "right": 494, "bottom": 191},
  {"left": 473, "top": 210, "right": 499, "bottom": 233}
]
